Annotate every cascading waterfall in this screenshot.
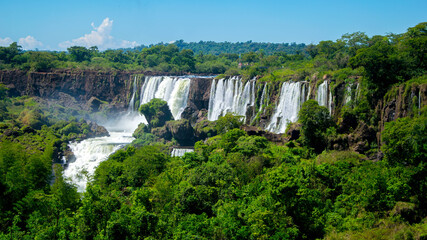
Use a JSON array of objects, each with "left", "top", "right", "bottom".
[
  {"left": 266, "top": 81, "right": 307, "bottom": 133},
  {"left": 306, "top": 85, "right": 311, "bottom": 101},
  {"left": 171, "top": 148, "right": 194, "bottom": 157},
  {"left": 316, "top": 80, "right": 332, "bottom": 113},
  {"left": 63, "top": 131, "right": 134, "bottom": 192},
  {"left": 139, "top": 76, "right": 191, "bottom": 120},
  {"left": 259, "top": 83, "right": 268, "bottom": 112},
  {"left": 208, "top": 77, "right": 256, "bottom": 121},
  {"left": 64, "top": 75, "right": 192, "bottom": 192},
  {"left": 317, "top": 81, "right": 329, "bottom": 108},
  {"left": 127, "top": 76, "right": 138, "bottom": 112}
]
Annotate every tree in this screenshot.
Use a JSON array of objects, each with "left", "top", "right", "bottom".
[
  {"left": 305, "top": 44, "right": 318, "bottom": 58},
  {"left": 0, "top": 42, "right": 23, "bottom": 64},
  {"left": 349, "top": 38, "right": 403, "bottom": 93},
  {"left": 29, "top": 51, "right": 56, "bottom": 71},
  {"left": 382, "top": 116, "right": 427, "bottom": 166},
  {"left": 399, "top": 22, "right": 427, "bottom": 71},
  {"left": 339, "top": 32, "right": 369, "bottom": 56},
  {"left": 298, "top": 100, "right": 334, "bottom": 153},
  {"left": 67, "top": 46, "right": 92, "bottom": 62},
  {"left": 139, "top": 98, "right": 173, "bottom": 128}
]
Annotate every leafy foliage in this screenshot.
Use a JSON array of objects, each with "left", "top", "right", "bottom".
[
  {"left": 298, "top": 100, "right": 335, "bottom": 153},
  {"left": 0, "top": 22, "right": 426, "bottom": 240}
]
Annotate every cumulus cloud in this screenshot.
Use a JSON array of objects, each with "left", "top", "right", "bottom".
[
  {"left": 0, "top": 37, "right": 13, "bottom": 47},
  {"left": 18, "top": 36, "right": 43, "bottom": 50},
  {"left": 59, "top": 18, "right": 138, "bottom": 50}
]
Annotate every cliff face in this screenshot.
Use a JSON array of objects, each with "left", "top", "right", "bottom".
[
  {"left": 2, "top": 70, "right": 425, "bottom": 141},
  {"left": 0, "top": 70, "right": 136, "bottom": 112},
  {"left": 377, "top": 82, "right": 427, "bottom": 141},
  {"left": 181, "top": 77, "right": 212, "bottom": 124}
]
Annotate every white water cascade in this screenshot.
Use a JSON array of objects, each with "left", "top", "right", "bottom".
[
  {"left": 317, "top": 81, "right": 332, "bottom": 113},
  {"left": 63, "top": 130, "right": 135, "bottom": 192},
  {"left": 139, "top": 76, "right": 191, "bottom": 120},
  {"left": 208, "top": 77, "right": 256, "bottom": 121},
  {"left": 64, "top": 75, "right": 193, "bottom": 192},
  {"left": 266, "top": 82, "right": 307, "bottom": 133},
  {"left": 128, "top": 76, "right": 138, "bottom": 112},
  {"left": 258, "top": 83, "right": 268, "bottom": 113},
  {"left": 171, "top": 148, "right": 194, "bottom": 157}
]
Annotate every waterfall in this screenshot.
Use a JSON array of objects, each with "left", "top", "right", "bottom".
[
  {"left": 316, "top": 81, "right": 329, "bottom": 108},
  {"left": 171, "top": 148, "right": 194, "bottom": 157},
  {"left": 259, "top": 83, "right": 268, "bottom": 112},
  {"left": 139, "top": 76, "right": 191, "bottom": 120},
  {"left": 266, "top": 82, "right": 307, "bottom": 134},
  {"left": 127, "top": 76, "right": 138, "bottom": 112},
  {"left": 208, "top": 77, "right": 256, "bottom": 121},
  {"left": 63, "top": 131, "right": 134, "bottom": 192},
  {"left": 64, "top": 75, "right": 193, "bottom": 192}
]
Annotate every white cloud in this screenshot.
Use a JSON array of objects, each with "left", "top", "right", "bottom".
[
  {"left": 0, "top": 37, "right": 13, "bottom": 47},
  {"left": 59, "top": 18, "right": 138, "bottom": 50},
  {"left": 18, "top": 36, "right": 43, "bottom": 50}
]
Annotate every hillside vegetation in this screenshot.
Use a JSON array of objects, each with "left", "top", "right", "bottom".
[{"left": 0, "top": 22, "right": 426, "bottom": 239}]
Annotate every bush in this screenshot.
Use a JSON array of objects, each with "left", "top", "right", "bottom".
[
  {"left": 298, "top": 100, "right": 335, "bottom": 153},
  {"left": 382, "top": 116, "right": 427, "bottom": 166}
]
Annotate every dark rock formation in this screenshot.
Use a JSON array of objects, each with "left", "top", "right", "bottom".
[
  {"left": 241, "top": 125, "right": 284, "bottom": 143},
  {"left": 165, "top": 119, "right": 194, "bottom": 145},
  {"left": 377, "top": 83, "right": 427, "bottom": 134},
  {"left": 348, "top": 121, "right": 377, "bottom": 154},
  {"left": 285, "top": 123, "right": 302, "bottom": 141},
  {"left": 150, "top": 119, "right": 195, "bottom": 146},
  {"left": 0, "top": 69, "right": 138, "bottom": 112},
  {"left": 86, "top": 120, "right": 109, "bottom": 138},
  {"left": 182, "top": 78, "right": 212, "bottom": 125}
]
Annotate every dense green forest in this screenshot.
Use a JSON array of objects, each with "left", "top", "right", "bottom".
[
  {"left": 131, "top": 40, "right": 307, "bottom": 55},
  {"left": 0, "top": 22, "right": 426, "bottom": 239}
]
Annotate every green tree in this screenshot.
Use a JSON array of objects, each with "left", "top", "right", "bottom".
[
  {"left": 382, "top": 116, "right": 427, "bottom": 166},
  {"left": 29, "top": 51, "right": 56, "bottom": 71},
  {"left": 298, "top": 100, "right": 334, "bottom": 153},
  {"left": 67, "top": 46, "right": 92, "bottom": 62},
  {"left": 349, "top": 37, "right": 404, "bottom": 93},
  {"left": 139, "top": 98, "right": 173, "bottom": 128},
  {"left": 0, "top": 42, "right": 23, "bottom": 64}
]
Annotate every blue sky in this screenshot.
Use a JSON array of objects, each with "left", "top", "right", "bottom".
[{"left": 0, "top": 0, "right": 425, "bottom": 50}]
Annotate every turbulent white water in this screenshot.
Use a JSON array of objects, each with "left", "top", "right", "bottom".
[
  {"left": 208, "top": 77, "right": 256, "bottom": 121},
  {"left": 63, "top": 75, "right": 194, "bottom": 192},
  {"left": 63, "top": 117, "right": 139, "bottom": 192},
  {"left": 266, "top": 82, "right": 307, "bottom": 133},
  {"left": 171, "top": 148, "right": 194, "bottom": 157},
  {"left": 139, "top": 76, "right": 191, "bottom": 120}
]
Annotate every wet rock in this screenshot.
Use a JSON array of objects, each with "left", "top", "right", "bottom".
[
  {"left": 286, "top": 123, "right": 302, "bottom": 141},
  {"left": 86, "top": 120, "right": 109, "bottom": 137},
  {"left": 166, "top": 119, "right": 195, "bottom": 145},
  {"left": 242, "top": 125, "right": 284, "bottom": 143}
]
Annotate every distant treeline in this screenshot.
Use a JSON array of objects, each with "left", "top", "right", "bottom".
[{"left": 131, "top": 40, "right": 307, "bottom": 55}]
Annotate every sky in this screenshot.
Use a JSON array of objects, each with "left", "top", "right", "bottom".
[{"left": 0, "top": 0, "right": 425, "bottom": 51}]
